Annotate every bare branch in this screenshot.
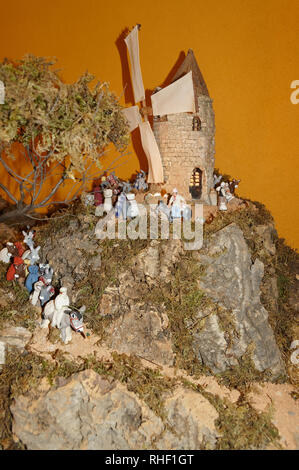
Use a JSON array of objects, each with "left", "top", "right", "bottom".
[
  {"left": 0, "top": 182, "right": 18, "bottom": 204},
  {"left": 32, "top": 174, "right": 67, "bottom": 209},
  {"left": 24, "top": 213, "right": 78, "bottom": 221},
  {"left": 0, "top": 156, "right": 31, "bottom": 183}
]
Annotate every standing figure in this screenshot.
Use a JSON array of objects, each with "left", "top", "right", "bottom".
[
  {"left": 223, "top": 182, "right": 234, "bottom": 202},
  {"left": 22, "top": 230, "right": 35, "bottom": 251},
  {"left": 216, "top": 182, "right": 228, "bottom": 211},
  {"left": 6, "top": 242, "right": 25, "bottom": 258},
  {"left": 14, "top": 242, "right": 25, "bottom": 257},
  {"left": 229, "top": 179, "right": 241, "bottom": 195},
  {"left": 41, "top": 287, "right": 70, "bottom": 329},
  {"left": 126, "top": 192, "right": 139, "bottom": 219},
  {"left": 213, "top": 173, "right": 222, "bottom": 188},
  {"left": 156, "top": 199, "right": 170, "bottom": 220},
  {"left": 94, "top": 186, "right": 104, "bottom": 206},
  {"left": 39, "top": 267, "right": 54, "bottom": 306},
  {"left": 103, "top": 189, "right": 113, "bottom": 214},
  {"left": 115, "top": 191, "right": 128, "bottom": 219},
  {"left": 134, "top": 170, "right": 148, "bottom": 192},
  {"left": 25, "top": 264, "right": 40, "bottom": 294},
  {"left": 0, "top": 245, "right": 12, "bottom": 263},
  {"left": 6, "top": 257, "right": 26, "bottom": 282},
  {"left": 25, "top": 246, "right": 41, "bottom": 265},
  {"left": 82, "top": 192, "right": 94, "bottom": 206},
  {"left": 30, "top": 270, "right": 55, "bottom": 307},
  {"left": 168, "top": 188, "right": 186, "bottom": 221},
  {"left": 31, "top": 266, "right": 55, "bottom": 307},
  {"left": 39, "top": 263, "right": 50, "bottom": 277}
]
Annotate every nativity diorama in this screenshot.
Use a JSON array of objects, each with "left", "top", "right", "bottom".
[{"left": 0, "top": 25, "right": 298, "bottom": 452}]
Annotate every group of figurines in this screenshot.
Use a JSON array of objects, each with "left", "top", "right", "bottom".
[
  {"left": 0, "top": 230, "right": 85, "bottom": 344},
  {"left": 213, "top": 173, "right": 241, "bottom": 211},
  {"left": 83, "top": 170, "right": 240, "bottom": 221},
  {"left": 83, "top": 170, "right": 148, "bottom": 220},
  {"left": 83, "top": 170, "right": 192, "bottom": 222}
]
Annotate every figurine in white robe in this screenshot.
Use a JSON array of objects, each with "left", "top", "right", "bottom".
[{"left": 168, "top": 188, "right": 186, "bottom": 221}]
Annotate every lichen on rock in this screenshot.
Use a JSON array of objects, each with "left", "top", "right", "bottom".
[{"left": 192, "top": 223, "right": 285, "bottom": 378}]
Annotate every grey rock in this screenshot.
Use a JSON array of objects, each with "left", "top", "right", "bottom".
[
  {"left": 157, "top": 387, "right": 219, "bottom": 449},
  {"left": 41, "top": 222, "right": 101, "bottom": 283},
  {"left": 0, "top": 326, "right": 32, "bottom": 367},
  {"left": 99, "top": 240, "right": 183, "bottom": 365},
  {"left": 254, "top": 224, "right": 277, "bottom": 256},
  {"left": 129, "top": 239, "right": 184, "bottom": 286},
  {"left": 0, "top": 326, "right": 32, "bottom": 351},
  {"left": 193, "top": 223, "right": 285, "bottom": 378},
  {"left": 105, "top": 302, "right": 174, "bottom": 366},
  {"left": 11, "top": 370, "right": 219, "bottom": 450}
]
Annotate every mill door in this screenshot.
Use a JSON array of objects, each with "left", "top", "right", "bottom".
[{"left": 189, "top": 168, "right": 202, "bottom": 200}]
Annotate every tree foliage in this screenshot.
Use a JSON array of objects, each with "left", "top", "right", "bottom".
[{"left": 0, "top": 55, "right": 129, "bottom": 217}]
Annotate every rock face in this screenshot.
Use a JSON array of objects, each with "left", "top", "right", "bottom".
[
  {"left": 0, "top": 326, "right": 32, "bottom": 367},
  {"left": 41, "top": 219, "right": 101, "bottom": 300},
  {"left": 157, "top": 387, "right": 219, "bottom": 450},
  {"left": 11, "top": 370, "right": 219, "bottom": 450},
  {"left": 193, "top": 223, "right": 285, "bottom": 378},
  {"left": 102, "top": 239, "right": 184, "bottom": 366},
  {"left": 106, "top": 303, "right": 173, "bottom": 366}
]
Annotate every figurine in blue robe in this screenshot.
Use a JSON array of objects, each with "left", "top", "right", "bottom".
[{"left": 25, "top": 265, "right": 40, "bottom": 293}]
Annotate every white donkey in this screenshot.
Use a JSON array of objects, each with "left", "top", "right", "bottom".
[{"left": 58, "top": 306, "right": 86, "bottom": 344}]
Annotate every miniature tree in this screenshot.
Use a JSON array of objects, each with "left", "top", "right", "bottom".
[{"left": 0, "top": 55, "right": 129, "bottom": 223}]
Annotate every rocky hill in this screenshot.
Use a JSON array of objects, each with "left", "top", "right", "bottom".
[{"left": 0, "top": 200, "right": 298, "bottom": 450}]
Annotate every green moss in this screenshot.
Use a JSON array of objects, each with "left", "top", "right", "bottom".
[
  {"left": 216, "top": 345, "right": 274, "bottom": 393},
  {"left": 0, "top": 348, "right": 175, "bottom": 449},
  {"left": 0, "top": 262, "right": 39, "bottom": 331},
  {"left": 0, "top": 346, "right": 282, "bottom": 450},
  {"left": 215, "top": 306, "right": 238, "bottom": 348},
  {"left": 134, "top": 250, "right": 211, "bottom": 376},
  {"left": 215, "top": 399, "right": 281, "bottom": 450},
  {"left": 75, "top": 237, "right": 150, "bottom": 336},
  {"left": 93, "top": 352, "right": 174, "bottom": 421},
  {"left": 180, "top": 378, "right": 281, "bottom": 450}
]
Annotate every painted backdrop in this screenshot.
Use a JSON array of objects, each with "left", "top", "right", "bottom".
[{"left": 0, "top": 0, "right": 298, "bottom": 248}]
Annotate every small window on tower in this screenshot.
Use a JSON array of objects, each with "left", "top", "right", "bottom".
[
  {"left": 192, "top": 116, "right": 201, "bottom": 131},
  {"left": 154, "top": 115, "right": 168, "bottom": 122}
]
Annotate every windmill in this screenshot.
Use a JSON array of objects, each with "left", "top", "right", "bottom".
[{"left": 122, "top": 25, "right": 197, "bottom": 186}]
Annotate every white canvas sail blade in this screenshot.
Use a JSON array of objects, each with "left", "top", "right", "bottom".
[
  {"left": 125, "top": 26, "right": 145, "bottom": 104},
  {"left": 151, "top": 71, "right": 195, "bottom": 116},
  {"left": 121, "top": 105, "right": 142, "bottom": 133},
  {"left": 139, "top": 122, "right": 164, "bottom": 184}
]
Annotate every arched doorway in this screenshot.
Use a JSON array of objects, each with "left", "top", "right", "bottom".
[{"left": 189, "top": 168, "right": 202, "bottom": 200}]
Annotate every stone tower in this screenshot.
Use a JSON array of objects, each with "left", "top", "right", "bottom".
[{"left": 153, "top": 50, "right": 215, "bottom": 204}]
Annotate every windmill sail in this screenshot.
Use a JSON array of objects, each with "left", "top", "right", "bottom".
[
  {"left": 139, "top": 122, "right": 164, "bottom": 183},
  {"left": 151, "top": 71, "right": 195, "bottom": 116},
  {"left": 125, "top": 26, "right": 145, "bottom": 104},
  {"left": 122, "top": 105, "right": 142, "bottom": 132}
]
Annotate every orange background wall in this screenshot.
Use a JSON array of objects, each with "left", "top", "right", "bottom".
[{"left": 0, "top": 0, "right": 298, "bottom": 249}]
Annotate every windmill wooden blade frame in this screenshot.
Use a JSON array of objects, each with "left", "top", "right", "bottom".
[{"left": 124, "top": 26, "right": 145, "bottom": 104}]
